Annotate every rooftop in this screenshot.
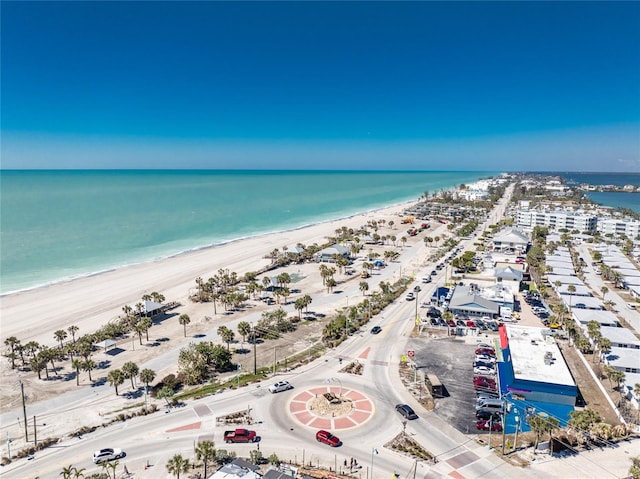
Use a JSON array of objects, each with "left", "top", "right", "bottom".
[{"left": 506, "top": 325, "right": 576, "bottom": 387}]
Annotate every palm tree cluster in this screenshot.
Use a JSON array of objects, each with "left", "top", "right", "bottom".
[{"left": 193, "top": 268, "right": 248, "bottom": 313}]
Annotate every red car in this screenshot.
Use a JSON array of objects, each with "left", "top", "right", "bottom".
[
  {"left": 446, "top": 320, "right": 456, "bottom": 327},
  {"left": 473, "top": 377, "right": 496, "bottom": 390},
  {"left": 475, "top": 348, "right": 495, "bottom": 356},
  {"left": 316, "top": 430, "right": 341, "bottom": 447},
  {"left": 476, "top": 419, "right": 502, "bottom": 431},
  {"left": 466, "top": 321, "right": 477, "bottom": 328}
]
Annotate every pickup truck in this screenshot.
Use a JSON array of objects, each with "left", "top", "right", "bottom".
[{"left": 223, "top": 428, "right": 258, "bottom": 443}]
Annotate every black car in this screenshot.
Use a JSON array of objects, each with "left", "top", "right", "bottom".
[
  {"left": 395, "top": 404, "right": 418, "bottom": 420},
  {"left": 370, "top": 326, "right": 382, "bottom": 335},
  {"left": 475, "top": 410, "right": 502, "bottom": 421}
]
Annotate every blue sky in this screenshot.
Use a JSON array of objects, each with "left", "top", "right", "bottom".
[{"left": 2, "top": 1, "right": 639, "bottom": 171}]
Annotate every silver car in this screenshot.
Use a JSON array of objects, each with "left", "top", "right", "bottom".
[
  {"left": 268, "top": 380, "right": 293, "bottom": 393},
  {"left": 93, "top": 448, "right": 125, "bottom": 464}
]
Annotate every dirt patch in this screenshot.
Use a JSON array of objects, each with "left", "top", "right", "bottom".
[
  {"left": 557, "top": 341, "right": 621, "bottom": 425},
  {"left": 384, "top": 431, "right": 436, "bottom": 463}
]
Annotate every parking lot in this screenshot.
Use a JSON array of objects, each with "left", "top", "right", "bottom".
[{"left": 407, "top": 333, "right": 500, "bottom": 434}]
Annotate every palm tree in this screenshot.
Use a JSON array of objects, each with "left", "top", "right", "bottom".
[
  {"left": 567, "top": 284, "right": 576, "bottom": 310},
  {"left": 217, "top": 326, "right": 235, "bottom": 351},
  {"left": 178, "top": 314, "right": 191, "bottom": 337},
  {"left": 237, "top": 321, "right": 252, "bottom": 343},
  {"left": 122, "top": 361, "right": 139, "bottom": 389},
  {"left": 600, "top": 286, "right": 609, "bottom": 302},
  {"left": 139, "top": 316, "right": 153, "bottom": 342},
  {"left": 107, "top": 369, "right": 125, "bottom": 396},
  {"left": 72, "top": 466, "right": 86, "bottom": 478},
  {"left": 82, "top": 358, "right": 96, "bottom": 382},
  {"left": 596, "top": 337, "right": 611, "bottom": 365},
  {"left": 60, "top": 464, "right": 75, "bottom": 479},
  {"left": 195, "top": 440, "right": 216, "bottom": 478},
  {"left": 4, "top": 336, "right": 20, "bottom": 369},
  {"left": 139, "top": 368, "right": 156, "bottom": 394},
  {"left": 610, "top": 370, "right": 626, "bottom": 396},
  {"left": 634, "top": 384, "right": 640, "bottom": 423},
  {"left": 359, "top": 281, "right": 369, "bottom": 296},
  {"left": 166, "top": 453, "right": 191, "bottom": 479},
  {"left": 72, "top": 358, "right": 83, "bottom": 386},
  {"left": 54, "top": 329, "right": 68, "bottom": 349}
]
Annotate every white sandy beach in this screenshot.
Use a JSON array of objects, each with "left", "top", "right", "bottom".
[{"left": 0, "top": 200, "right": 417, "bottom": 357}]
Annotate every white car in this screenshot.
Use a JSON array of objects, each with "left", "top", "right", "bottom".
[
  {"left": 405, "top": 292, "right": 415, "bottom": 301},
  {"left": 475, "top": 354, "right": 496, "bottom": 363},
  {"left": 268, "top": 380, "right": 293, "bottom": 394},
  {"left": 93, "top": 448, "right": 125, "bottom": 464},
  {"left": 473, "top": 365, "right": 495, "bottom": 376}
]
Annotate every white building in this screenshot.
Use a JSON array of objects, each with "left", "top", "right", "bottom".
[
  {"left": 490, "top": 227, "right": 530, "bottom": 253},
  {"left": 597, "top": 218, "right": 640, "bottom": 239},
  {"left": 516, "top": 209, "right": 597, "bottom": 233}
]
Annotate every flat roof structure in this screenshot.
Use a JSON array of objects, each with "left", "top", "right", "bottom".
[
  {"left": 547, "top": 260, "right": 575, "bottom": 270},
  {"left": 504, "top": 325, "right": 576, "bottom": 387},
  {"left": 573, "top": 309, "right": 619, "bottom": 327},
  {"left": 604, "top": 347, "right": 640, "bottom": 372},
  {"left": 556, "top": 284, "right": 591, "bottom": 296},
  {"left": 547, "top": 274, "right": 583, "bottom": 285},
  {"left": 550, "top": 267, "right": 576, "bottom": 276},
  {"left": 594, "top": 326, "right": 640, "bottom": 349},
  {"left": 547, "top": 254, "right": 573, "bottom": 264},
  {"left": 618, "top": 268, "right": 640, "bottom": 278},
  {"left": 563, "top": 295, "right": 603, "bottom": 311}
]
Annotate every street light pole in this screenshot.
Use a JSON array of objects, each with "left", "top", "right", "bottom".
[
  {"left": 253, "top": 324, "right": 257, "bottom": 375},
  {"left": 370, "top": 448, "right": 378, "bottom": 479}
]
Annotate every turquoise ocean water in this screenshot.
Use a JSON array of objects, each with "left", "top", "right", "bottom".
[{"left": 0, "top": 170, "right": 493, "bottom": 294}]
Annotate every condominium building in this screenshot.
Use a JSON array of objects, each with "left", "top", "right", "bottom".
[
  {"left": 597, "top": 218, "right": 640, "bottom": 239},
  {"left": 516, "top": 209, "right": 597, "bottom": 233}
]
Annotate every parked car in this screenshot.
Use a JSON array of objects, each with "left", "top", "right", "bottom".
[
  {"left": 316, "top": 430, "right": 341, "bottom": 447},
  {"left": 224, "top": 428, "right": 258, "bottom": 443},
  {"left": 477, "top": 343, "right": 493, "bottom": 349},
  {"left": 474, "top": 354, "right": 496, "bottom": 363},
  {"left": 473, "top": 377, "right": 496, "bottom": 390},
  {"left": 476, "top": 321, "right": 488, "bottom": 331},
  {"left": 456, "top": 320, "right": 466, "bottom": 327},
  {"left": 446, "top": 319, "right": 456, "bottom": 328},
  {"left": 466, "top": 320, "right": 477, "bottom": 328},
  {"left": 475, "top": 348, "right": 495, "bottom": 356},
  {"left": 430, "top": 317, "right": 439, "bottom": 326},
  {"left": 475, "top": 410, "right": 502, "bottom": 421},
  {"left": 93, "top": 448, "right": 125, "bottom": 464},
  {"left": 268, "top": 380, "right": 293, "bottom": 394},
  {"left": 395, "top": 404, "right": 418, "bottom": 420},
  {"left": 476, "top": 419, "right": 502, "bottom": 431},
  {"left": 370, "top": 326, "right": 382, "bottom": 335},
  {"left": 473, "top": 365, "right": 495, "bottom": 375}
]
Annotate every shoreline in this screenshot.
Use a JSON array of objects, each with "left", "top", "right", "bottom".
[
  {"left": 0, "top": 198, "right": 420, "bottom": 345},
  {"left": 0, "top": 197, "right": 421, "bottom": 297}
]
